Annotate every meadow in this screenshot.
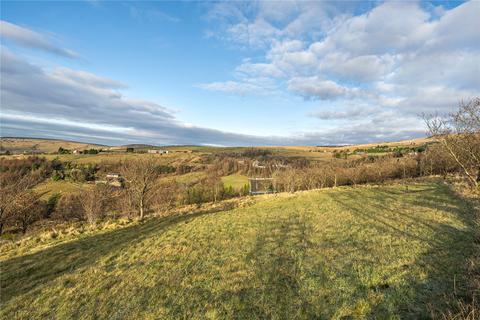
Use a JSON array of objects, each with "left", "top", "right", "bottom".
[
  {"left": 221, "top": 174, "right": 249, "bottom": 190},
  {"left": 1, "top": 181, "right": 475, "bottom": 319},
  {"left": 33, "top": 180, "right": 92, "bottom": 200}
]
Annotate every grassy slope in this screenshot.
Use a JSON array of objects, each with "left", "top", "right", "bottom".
[
  {"left": 33, "top": 180, "right": 92, "bottom": 200},
  {"left": 221, "top": 174, "right": 249, "bottom": 190},
  {"left": 0, "top": 182, "right": 475, "bottom": 319},
  {"left": 0, "top": 138, "right": 103, "bottom": 154},
  {"left": 40, "top": 152, "right": 196, "bottom": 165}
]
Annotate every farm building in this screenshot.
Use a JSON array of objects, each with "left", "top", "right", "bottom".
[
  {"left": 96, "top": 173, "right": 124, "bottom": 187},
  {"left": 252, "top": 160, "right": 266, "bottom": 168},
  {"left": 148, "top": 149, "right": 169, "bottom": 154}
]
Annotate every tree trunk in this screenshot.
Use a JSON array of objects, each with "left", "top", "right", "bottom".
[
  {"left": 21, "top": 220, "right": 27, "bottom": 234},
  {"left": 139, "top": 197, "right": 144, "bottom": 220}
]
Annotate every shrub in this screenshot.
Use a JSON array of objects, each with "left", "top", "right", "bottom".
[{"left": 54, "top": 194, "right": 83, "bottom": 221}]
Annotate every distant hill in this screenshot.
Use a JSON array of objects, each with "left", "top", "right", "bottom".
[
  {"left": 0, "top": 137, "right": 105, "bottom": 154},
  {"left": 119, "top": 144, "right": 159, "bottom": 149},
  {"left": 264, "top": 137, "right": 433, "bottom": 152},
  {"left": 0, "top": 136, "right": 433, "bottom": 155}
]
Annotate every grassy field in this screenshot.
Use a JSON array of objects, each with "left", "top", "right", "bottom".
[
  {"left": 0, "top": 181, "right": 475, "bottom": 319},
  {"left": 173, "top": 171, "right": 206, "bottom": 184},
  {"left": 33, "top": 180, "right": 92, "bottom": 200},
  {"left": 221, "top": 174, "right": 249, "bottom": 190}
]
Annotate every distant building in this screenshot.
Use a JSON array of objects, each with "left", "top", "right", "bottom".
[
  {"left": 97, "top": 173, "right": 124, "bottom": 188},
  {"left": 148, "top": 149, "right": 169, "bottom": 154},
  {"left": 252, "top": 160, "right": 266, "bottom": 168}
]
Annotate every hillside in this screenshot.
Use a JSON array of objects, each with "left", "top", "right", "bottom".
[
  {"left": 0, "top": 181, "right": 475, "bottom": 319},
  {"left": 0, "top": 137, "right": 104, "bottom": 154}
]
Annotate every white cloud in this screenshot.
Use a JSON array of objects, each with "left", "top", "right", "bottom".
[
  {"left": 0, "top": 20, "right": 78, "bottom": 58},
  {"left": 0, "top": 48, "right": 431, "bottom": 146},
  {"left": 196, "top": 75, "right": 278, "bottom": 97},
  {"left": 310, "top": 106, "right": 375, "bottom": 120},
  {"left": 204, "top": 1, "right": 338, "bottom": 49},
  {"left": 202, "top": 0, "right": 479, "bottom": 119},
  {"left": 319, "top": 53, "right": 395, "bottom": 82},
  {"left": 287, "top": 77, "right": 363, "bottom": 100},
  {"left": 195, "top": 0, "right": 479, "bottom": 145},
  {"left": 52, "top": 68, "right": 127, "bottom": 89},
  {"left": 0, "top": 49, "right": 282, "bottom": 146},
  {"left": 195, "top": 80, "right": 265, "bottom": 96}
]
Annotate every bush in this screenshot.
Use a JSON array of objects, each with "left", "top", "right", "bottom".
[{"left": 54, "top": 194, "right": 83, "bottom": 221}]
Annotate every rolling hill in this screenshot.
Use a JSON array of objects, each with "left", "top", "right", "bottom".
[
  {"left": 1, "top": 136, "right": 432, "bottom": 155},
  {"left": 0, "top": 137, "right": 105, "bottom": 154}
]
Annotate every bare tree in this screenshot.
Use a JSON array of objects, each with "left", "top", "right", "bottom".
[
  {"left": 121, "top": 157, "right": 160, "bottom": 219},
  {"left": 12, "top": 191, "right": 43, "bottom": 234},
  {"left": 78, "top": 185, "right": 111, "bottom": 225},
  {"left": 0, "top": 174, "right": 41, "bottom": 235},
  {"left": 423, "top": 98, "right": 480, "bottom": 188},
  {"left": 205, "top": 167, "right": 222, "bottom": 203}
]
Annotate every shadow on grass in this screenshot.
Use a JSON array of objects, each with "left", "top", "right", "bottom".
[
  {"left": 0, "top": 208, "right": 227, "bottom": 304},
  {"left": 222, "top": 207, "right": 330, "bottom": 319},
  {"left": 326, "top": 183, "right": 476, "bottom": 317}
]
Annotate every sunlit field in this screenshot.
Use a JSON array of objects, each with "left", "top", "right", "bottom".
[{"left": 1, "top": 182, "right": 475, "bottom": 319}]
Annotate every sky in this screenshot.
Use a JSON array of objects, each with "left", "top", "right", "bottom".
[{"left": 0, "top": 0, "right": 479, "bottom": 146}]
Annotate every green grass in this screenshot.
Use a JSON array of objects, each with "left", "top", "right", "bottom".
[
  {"left": 0, "top": 182, "right": 476, "bottom": 319},
  {"left": 33, "top": 180, "right": 91, "bottom": 200},
  {"left": 221, "top": 174, "right": 249, "bottom": 190},
  {"left": 173, "top": 171, "right": 206, "bottom": 184}
]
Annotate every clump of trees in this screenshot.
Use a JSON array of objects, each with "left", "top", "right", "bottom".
[
  {"left": 57, "top": 147, "right": 100, "bottom": 155},
  {"left": 51, "top": 162, "right": 98, "bottom": 183},
  {"left": 58, "top": 147, "right": 71, "bottom": 154}
]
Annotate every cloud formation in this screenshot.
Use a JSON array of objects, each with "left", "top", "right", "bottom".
[
  {"left": 1, "top": 48, "right": 427, "bottom": 146},
  {"left": 201, "top": 0, "right": 480, "bottom": 117},
  {"left": 0, "top": 49, "right": 284, "bottom": 146},
  {"left": 0, "top": 20, "right": 78, "bottom": 58},
  {"left": 1, "top": 2, "right": 478, "bottom": 146}
]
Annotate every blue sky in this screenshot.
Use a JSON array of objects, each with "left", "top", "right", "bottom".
[{"left": 1, "top": 1, "right": 478, "bottom": 146}]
